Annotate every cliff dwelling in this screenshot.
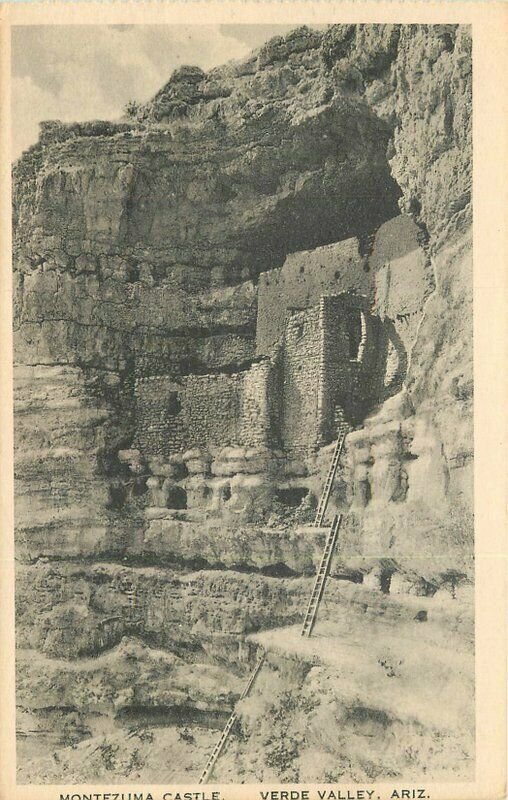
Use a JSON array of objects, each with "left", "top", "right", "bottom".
[{"left": 12, "top": 23, "right": 474, "bottom": 787}]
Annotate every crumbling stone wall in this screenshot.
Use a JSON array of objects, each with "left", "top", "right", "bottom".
[
  {"left": 281, "top": 307, "right": 321, "bottom": 458},
  {"left": 240, "top": 360, "right": 280, "bottom": 449},
  {"left": 181, "top": 374, "right": 243, "bottom": 452},
  {"left": 370, "top": 216, "right": 433, "bottom": 364},
  {"left": 135, "top": 360, "right": 283, "bottom": 458},
  {"left": 133, "top": 274, "right": 417, "bottom": 462},
  {"left": 134, "top": 372, "right": 243, "bottom": 457},
  {"left": 134, "top": 375, "right": 184, "bottom": 456},
  {"left": 256, "top": 237, "right": 370, "bottom": 357},
  {"left": 281, "top": 295, "right": 381, "bottom": 457},
  {"left": 319, "top": 294, "right": 382, "bottom": 435}
]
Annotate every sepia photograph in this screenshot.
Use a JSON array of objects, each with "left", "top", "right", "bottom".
[{"left": 1, "top": 9, "right": 502, "bottom": 797}]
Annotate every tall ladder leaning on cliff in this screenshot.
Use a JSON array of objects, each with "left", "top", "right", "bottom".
[
  {"left": 300, "top": 424, "right": 349, "bottom": 637},
  {"left": 197, "top": 425, "right": 348, "bottom": 782},
  {"left": 198, "top": 653, "right": 265, "bottom": 784}
]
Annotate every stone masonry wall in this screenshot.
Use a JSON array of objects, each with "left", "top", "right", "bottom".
[
  {"left": 281, "top": 307, "right": 321, "bottom": 458},
  {"left": 240, "top": 360, "right": 280, "bottom": 449},
  {"left": 280, "top": 296, "right": 382, "bottom": 457},
  {"left": 256, "top": 237, "right": 370, "bottom": 357},
  {"left": 319, "top": 294, "right": 382, "bottom": 436},
  {"left": 317, "top": 296, "right": 351, "bottom": 445},
  {"left": 135, "top": 361, "right": 281, "bottom": 458},
  {"left": 134, "top": 375, "right": 185, "bottom": 457},
  {"left": 370, "top": 216, "right": 433, "bottom": 373},
  {"left": 133, "top": 286, "right": 403, "bottom": 462},
  {"left": 181, "top": 374, "right": 243, "bottom": 452},
  {"left": 134, "top": 372, "right": 243, "bottom": 457}
]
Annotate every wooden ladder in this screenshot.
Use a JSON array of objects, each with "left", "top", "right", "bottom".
[
  {"left": 198, "top": 428, "right": 348, "bottom": 781},
  {"left": 301, "top": 514, "right": 342, "bottom": 638},
  {"left": 313, "top": 428, "right": 348, "bottom": 528},
  {"left": 198, "top": 655, "right": 265, "bottom": 784},
  {"left": 240, "top": 654, "right": 265, "bottom": 699}
]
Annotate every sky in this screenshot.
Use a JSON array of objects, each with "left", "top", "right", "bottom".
[{"left": 11, "top": 24, "right": 301, "bottom": 160}]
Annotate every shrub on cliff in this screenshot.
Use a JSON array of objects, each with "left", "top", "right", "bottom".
[{"left": 124, "top": 100, "right": 141, "bottom": 120}]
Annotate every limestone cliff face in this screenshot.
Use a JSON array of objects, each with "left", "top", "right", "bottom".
[
  {"left": 12, "top": 24, "right": 399, "bottom": 568},
  {"left": 13, "top": 24, "right": 472, "bottom": 783},
  {"left": 315, "top": 24, "right": 473, "bottom": 585},
  {"left": 13, "top": 33, "right": 400, "bottom": 370}
]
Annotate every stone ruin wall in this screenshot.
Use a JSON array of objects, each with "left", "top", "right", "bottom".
[
  {"left": 131, "top": 215, "right": 432, "bottom": 475},
  {"left": 134, "top": 358, "right": 281, "bottom": 460},
  {"left": 134, "top": 373, "right": 243, "bottom": 458},
  {"left": 256, "top": 236, "right": 371, "bottom": 357},
  {"left": 370, "top": 215, "right": 433, "bottom": 385},
  {"left": 281, "top": 307, "right": 321, "bottom": 459},
  {"left": 279, "top": 294, "right": 382, "bottom": 458},
  {"left": 240, "top": 359, "right": 281, "bottom": 450},
  {"left": 318, "top": 294, "right": 380, "bottom": 438}
]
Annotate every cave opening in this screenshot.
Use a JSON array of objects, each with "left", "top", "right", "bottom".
[
  {"left": 275, "top": 487, "right": 309, "bottom": 507},
  {"left": 115, "top": 704, "right": 230, "bottom": 730},
  {"left": 166, "top": 486, "right": 187, "bottom": 509},
  {"left": 260, "top": 562, "right": 297, "bottom": 578}
]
